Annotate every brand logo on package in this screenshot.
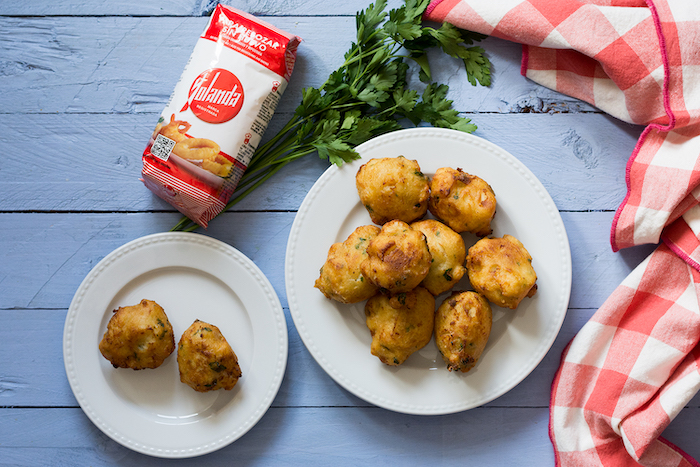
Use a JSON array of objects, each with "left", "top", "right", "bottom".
[{"left": 181, "top": 68, "right": 244, "bottom": 123}]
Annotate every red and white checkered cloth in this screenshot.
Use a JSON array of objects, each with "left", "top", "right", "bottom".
[{"left": 424, "top": 1, "right": 700, "bottom": 466}]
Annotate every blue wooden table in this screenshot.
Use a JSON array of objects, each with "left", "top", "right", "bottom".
[{"left": 2, "top": 1, "right": 699, "bottom": 465}]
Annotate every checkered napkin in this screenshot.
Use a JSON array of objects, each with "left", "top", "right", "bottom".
[{"left": 424, "top": 1, "right": 700, "bottom": 465}]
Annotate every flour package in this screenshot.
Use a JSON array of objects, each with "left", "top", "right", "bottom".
[{"left": 141, "top": 5, "right": 301, "bottom": 227}]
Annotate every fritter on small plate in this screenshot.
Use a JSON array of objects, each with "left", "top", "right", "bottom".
[
  {"left": 315, "top": 225, "right": 381, "bottom": 303},
  {"left": 177, "top": 320, "right": 242, "bottom": 392},
  {"left": 99, "top": 299, "right": 175, "bottom": 370},
  {"left": 410, "top": 219, "right": 466, "bottom": 296},
  {"left": 365, "top": 286, "right": 435, "bottom": 366},
  {"left": 428, "top": 167, "right": 496, "bottom": 237},
  {"left": 466, "top": 234, "right": 538, "bottom": 309},
  {"left": 356, "top": 156, "right": 430, "bottom": 225},
  {"left": 360, "top": 219, "right": 431, "bottom": 294},
  {"left": 434, "top": 291, "right": 492, "bottom": 373}
]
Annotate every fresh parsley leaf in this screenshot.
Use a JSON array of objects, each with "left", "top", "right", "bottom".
[
  {"left": 392, "top": 88, "right": 419, "bottom": 113},
  {"left": 340, "top": 109, "right": 362, "bottom": 130},
  {"left": 314, "top": 139, "right": 359, "bottom": 165},
  {"left": 409, "top": 52, "right": 432, "bottom": 82},
  {"left": 357, "top": 86, "right": 389, "bottom": 107},
  {"left": 462, "top": 46, "right": 492, "bottom": 86},
  {"left": 369, "top": 61, "right": 398, "bottom": 91},
  {"left": 345, "top": 117, "right": 401, "bottom": 144},
  {"left": 426, "top": 23, "right": 492, "bottom": 86}
]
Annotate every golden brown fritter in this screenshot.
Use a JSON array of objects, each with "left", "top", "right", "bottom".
[
  {"left": 428, "top": 167, "right": 496, "bottom": 236},
  {"left": 177, "top": 320, "right": 242, "bottom": 392},
  {"left": 410, "top": 219, "right": 466, "bottom": 296},
  {"left": 355, "top": 156, "right": 430, "bottom": 225},
  {"left": 98, "top": 299, "right": 175, "bottom": 370},
  {"left": 360, "top": 220, "right": 432, "bottom": 294},
  {"left": 466, "top": 235, "right": 538, "bottom": 309},
  {"left": 314, "top": 225, "right": 381, "bottom": 303},
  {"left": 434, "top": 291, "right": 492, "bottom": 373},
  {"left": 365, "top": 286, "right": 435, "bottom": 366}
]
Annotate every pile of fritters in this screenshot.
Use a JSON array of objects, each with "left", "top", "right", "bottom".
[
  {"left": 99, "top": 300, "right": 241, "bottom": 393},
  {"left": 315, "top": 156, "right": 538, "bottom": 373}
]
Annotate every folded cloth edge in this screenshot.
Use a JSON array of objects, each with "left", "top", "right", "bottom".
[
  {"left": 609, "top": 0, "right": 678, "bottom": 252},
  {"left": 424, "top": 0, "right": 443, "bottom": 18}
]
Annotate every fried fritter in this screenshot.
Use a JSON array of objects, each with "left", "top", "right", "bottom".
[
  {"left": 428, "top": 167, "right": 496, "bottom": 236},
  {"left": 360, "top": 219, "right": 432, "bottom": 294},
  {"left": 410, "top": 219, "right": 466, "bottom": 296},
  {"left": 98, "top": 299, "right": 175, "bottom": 370},
  {"left": 177, "top": 320, "right": 242, "bottom": 392},
  {"left": 356, "top": 156, "right": 430, "bottom": 225},
  {"left": 365, "top": 286, "right": 435, "bottom": 366},
  {"left": 434, "top": 291, "right": 492, "bottom": 373},
  {"left": 315, "top": 225, "right": 381, "bottom": 303},
  {"left": 466, "top": 235, "right": 538, "bottom": 309}
]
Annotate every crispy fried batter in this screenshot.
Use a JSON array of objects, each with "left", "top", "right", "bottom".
[
  {"left": 360, "top": 220, "right": 431, "bottom": 294},
  {"left": 410, "top": 219, "right": 466, "bottom": 296},
  {"left": 315, "top": 225, "right": 381, "bottom": 303},
  {"left": 98, "top": 299, "right": 175, "bottom": 370},
  {"left": 156, "top": 114, "right": 190, "bottom": 143},
  {"left": 173, "top": 137, "right": 220, "bottom": 162},
  {"left": 365, "top": 287, "right": 435, "bottom": 366},
  {"left": 177, "top": 320, "right": 242, "bottom": 392},
  {"left": 356, "top": 156, "right": 430, "bottom": 225},
  {"left": 428, "top": 167, "right": 496, "bottom": 236},
  {"left": 466, "top": 235, "right": 538, "bottom": 309},
  {"left": 434, "top": 291, "right": 492, "bottom": 373}
]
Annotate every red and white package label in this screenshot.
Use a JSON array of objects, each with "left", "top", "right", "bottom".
[{"left": 141, "top": 5, "right": 301, "bottom": 228}]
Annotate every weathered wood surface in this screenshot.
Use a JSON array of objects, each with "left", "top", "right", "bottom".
[
  {"left": 0, "top": 17, "right": 592, "bottom": 115},
  {"left": 0, "top": 0, "right": 406, "bottom": 16},
  {"left": 1, "top": 0, "right": 698, "bottom": 465},
  {"left": 0, "top": 212, "right": 655, "bottom": 311},
  {"left": 0, "top": 113, "right": 636, "bottom": 212},
  {"left": 1, "top": 407, "right": 699, "bottom": 465}
]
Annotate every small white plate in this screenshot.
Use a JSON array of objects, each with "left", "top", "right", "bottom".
[
  {"left": 285, "top": 128, "right": 572, "bottom": 415},
  {"left": 63, "top": 232, "right": 287, "bottom": 457}
]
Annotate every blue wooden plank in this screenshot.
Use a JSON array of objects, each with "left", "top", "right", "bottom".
[
  {"left": 1, "top": 406, "right": 698, "bottom": 465},
  {"left": 0, "top": 212, "right": 652, "bottom": 311},
  {"left": 0, "top": 112, "right": 330, "bottom": 213},
  {"left": 0, "top": 213, "right": 290, "bottom": 310},
  {"left": 0, "top": 113, "right": 641, "bottom": 212},
  {"left": 8, "top": 301, "right": 694, "bottom": 410},
  {"left": 0, "top": 17, "right": 591, "bottom": 116},
  {"left": 0, "top": 0, "right": 199, "bottom": 16},
  {"left": 0, "top": 407, "right": 556, "bottom": 465},
  {"left": 0, "top": 305, "right": 583, "bottom": 408},
  {"left": 0, "top": 0, "right": 405, "bottom": 16}
]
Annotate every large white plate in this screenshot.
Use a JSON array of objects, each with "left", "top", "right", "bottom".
[
  {"left": 63, "top": 232, "right": 287, "bottom": 457},
  {"left": 285, "top": 128, "right": 571, "bottom": 415}
]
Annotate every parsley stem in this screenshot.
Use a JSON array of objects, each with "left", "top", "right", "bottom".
[
  {"left": 170, "top": 216, "right": 193, "bottom": 232},
  {"left": 253, "top": 115, "right": 302, "bottom": 158},
  {"left": 328, "top": 101, "right": 365, "bottom": 112},
  {"left": 217, "top": 158, "right": 293, "bottom": 216}
]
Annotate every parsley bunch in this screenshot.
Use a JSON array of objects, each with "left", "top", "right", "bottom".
[{"left": 172, "top": 0, "right": 490, "bottom": 232}]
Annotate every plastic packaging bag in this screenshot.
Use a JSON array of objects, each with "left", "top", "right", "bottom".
[{"left": 142, "top": 5, "right": 301, "bottom": 227}]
